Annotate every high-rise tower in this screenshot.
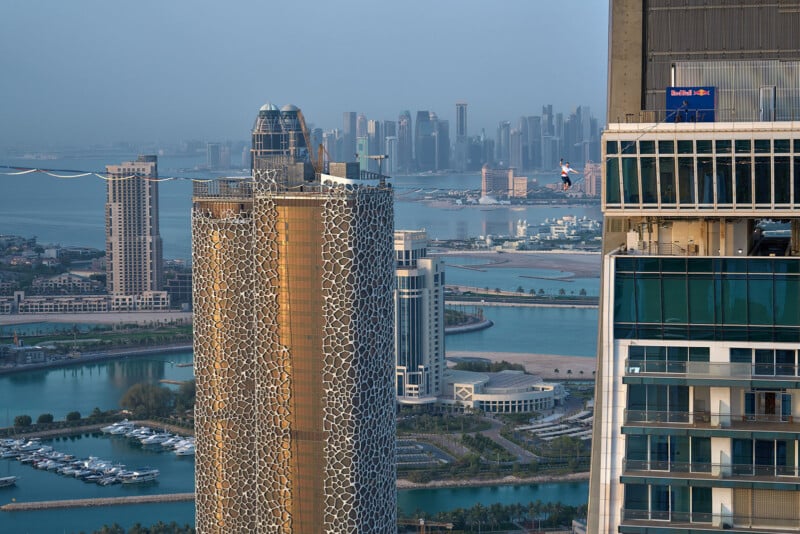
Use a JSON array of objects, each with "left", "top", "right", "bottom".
[
  {"left": 589, "top": 2, "right": 800, "bottom": 532},
  {"left": 105, "top": 155, "right": 164, "bottom": 304},
  {"left": 193, "top": 104, "right": 396, "bottom": 533},
  {"left": 394, "top": 230, "right": 445, "bottom": 403}
]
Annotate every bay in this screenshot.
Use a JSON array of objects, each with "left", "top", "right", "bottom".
[{"left": 0, "top": 157, "right": 601, "bottom": 261}]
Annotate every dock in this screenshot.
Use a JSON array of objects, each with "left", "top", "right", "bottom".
[{"left": 1, "top": 493, "right": 195, "bottom": 511}]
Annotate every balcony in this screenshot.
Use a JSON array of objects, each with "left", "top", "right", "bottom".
[
  {"left": 623, "top": 458, "right": 800, "bottom": 481},
  {"left": 621, "top": 509, "right": 800, "bottom": 532},
  {"left": 625, "top": 359, "right": 800, "bottom": 382},
  {"left": 623, "top": 410, "right": 800, "bottom": 432}
]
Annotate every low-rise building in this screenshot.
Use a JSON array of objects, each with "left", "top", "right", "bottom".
[{"left": 442, "top": 369, "right": 565, "bottom": 413}]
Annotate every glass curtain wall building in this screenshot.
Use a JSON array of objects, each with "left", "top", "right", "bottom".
[
  {"left": 590, "top": 2, "right": 800, "bottom": 532},
  {"left": 394, "top": 230, "right": 445, "bottom": 404}
]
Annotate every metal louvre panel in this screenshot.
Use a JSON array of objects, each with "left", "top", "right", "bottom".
[
  {"left": 675, "top": 60, "right": 800, "bottom": 120},
  {"left": 752, "top": 489, "right": 799, "bottom": 526}
]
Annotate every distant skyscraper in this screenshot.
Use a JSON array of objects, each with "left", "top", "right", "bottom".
[
  {"left": 481, "top": 165, "right": 513, "bottom": 199},
  {"left": 455, "top": 101, "right": 468, "bottom": 172},
  {"left": 496, "top": 121, "right": 510, "bottom": 165},
  {"left": 383, "top": 120, "right": 397, "bottom": 139},
  {"left": 385, "top": 135, "right": 398, "bottom": 176},
  {"left": 435, "top": 118, "right": 450, "bottom": 171},
  {"left": 193, "top": 103, "right": 396, "bottom": 533},
  {"left": 368, "top": 119, "right": 383, "bottom": 172},
  {"left": 356, "top": 113, "right": 368, "bottom": 139},
  {"left": 398, "top": 111, "right": 413, "bottom": 173},
  {"left": 105, "top": 155, "right": 164, "bottom": 304},
  {"left": 342, "top": 111, "right": 357, "bottom": 161},
  {"left": 509, "top": 128, "right": 523, "bottom": 171},
  {"left": 394, "top": 230, "right": 444, "bottom": 404},
  {"left": 415, "top": 110, "right": 436, "bottom": 171}
]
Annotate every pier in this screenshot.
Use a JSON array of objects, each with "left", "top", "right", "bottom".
[{"left": 1, "top": 492, "right": 195, "bottom": 511}]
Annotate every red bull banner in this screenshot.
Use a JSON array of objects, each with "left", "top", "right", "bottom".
[{"left": 665, "top": 87, "right": 716, "bottom": 122}]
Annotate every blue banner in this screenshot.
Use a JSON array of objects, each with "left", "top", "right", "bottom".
[{"left": 665, "top": 87, "right": 716, "bottom": 122}]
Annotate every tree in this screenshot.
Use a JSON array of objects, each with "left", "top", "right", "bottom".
[
  {"left": 175, "top": 379, "right": 196, "bottom": 413},
  {"left": 13, "top": 414, "right": 31, "bottom": 427},
  {"left": 579, "top": 288, "right": 587, "bottom": 296},
  {"left": 567, "top": 369, "right": 573, "bottom": 379},
  {"left": 120, "top": 383, "right": 174, "bottom": 417},
  {"left": 538, "top": 288, "right": 545, "bottom": 296},
  {"left": 495, "top": 287, "right": 501, "bottom": 294},
  {"left": 529, "top": 288, "right": 536, "bottom": 295},
  {"left": 37, "top": 413, "right": 54, "bottom": 424},
  {"left": 66, "top": 411, "right": 81, "bottom": 421},
  {"left": 89, "top": 407, "right": 103, "bottom": 419},
  {"left": 516, "top": 285, "right": 524, "bottom": 293},
  {"left": 554, "top": 368, "right": 559, "bottom": 375},
  {"left": 558, "top": 288, "right": 566, "bottom": 296}
]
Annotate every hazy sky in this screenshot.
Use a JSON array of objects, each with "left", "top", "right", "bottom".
[{"left": 0, "top": 0, "right": 608, "bottom": 148}]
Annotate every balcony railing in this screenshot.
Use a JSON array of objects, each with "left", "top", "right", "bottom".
[
  {"left": 623, "top": 458, "right": 800, "bottom": 479},
  {"left": 625, "top": 359, "right": 800, "bottom": 380},
  {"left": 621, "top": 509, "right": 800, "bottom": 531},
  {"left": 624, "top": 409, "right": 794, "bottom": 426}
]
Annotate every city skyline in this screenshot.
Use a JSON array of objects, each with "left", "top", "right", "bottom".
[{"left": 0, "top": 1, "right": 608, "bottom": 148}]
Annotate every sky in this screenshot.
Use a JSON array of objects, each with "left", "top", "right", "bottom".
[{"left": 0, "top": 0, "right": 608, "bottom": 149}]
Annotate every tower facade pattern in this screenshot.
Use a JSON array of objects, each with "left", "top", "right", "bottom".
[{"left": 193, "top": 105, "right": 396, "bottom": 533}]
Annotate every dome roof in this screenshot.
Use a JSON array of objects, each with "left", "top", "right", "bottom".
[
  {"left": 280, "top": 104, "right": 299, "bottom": 112},
  {"left": 259, "top": 102, "right": 279, "bottom": 112}
]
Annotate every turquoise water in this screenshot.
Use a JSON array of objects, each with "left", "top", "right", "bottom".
[
  {"left": 446, "top": 305, "right": 598, "bottom": 357},
  {"left": 0, "top": 351, "right": 194, "bottom": 427}
]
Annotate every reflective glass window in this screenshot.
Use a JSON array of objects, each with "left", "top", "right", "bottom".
[
  {"left": 795, "top": 139, "right": 800, "bottom": 153},
  {"left": 678, "top": 157, "right": 696, "bottom": 205},
  {"left": 662, "top": 276, "right": 688, "bottom": 323},
  {"left": 754, "top": 157, "right": 771, "bottom": 204},
  {"left": 775, "top": 139, "right": 791, "bottom": 153},
  {"left": 614, "top": 274, "right": 636, "bottom": 323},
  {"left": 606, "top": 140, "right": 619, "bottom": 155},
  {"left": 735, "top": 157, "right": 752, "bottom": 205},
  {"left": 775, "top": 156, "right": 791, "bottom": 204},
  {"left": 639, "top": 140, "right": 655, "bottom": 154},
  {"left": 696, "top": 140, "right": 712, "bottom": 154},
  {"left": 735, "top": 140, "right": 751, "bottom": 153},
  {"left": 716, "top": 157, "right": 733, "bottom": 205},
  {"left": 658, "top": 140, "right": 674, "bottom": 154},
  {"left": 754, "top": 139, "right": 771, "bottom": 154},
  {"left": 721, "top": 275, "right": 747, "bottom": 324},
  {"left": 641, "top": 158, "right": 657, "bottom": 203},
  {"left": 748, "top": 277, "right": 774, "bottom": 325},
  {"left": 622, "top": 158, "right": 639, "bottom": 204},
  {"left": 626, "top": 435, "right": 648, "bottom": 462},
  {"left": 622, "top": 141, "right": 637, "bottom": 155},
  {"left": 794, "top": 157, "right": 800, "bottom": 206},
  {"left": 730, "top": 348, "right": 752, "bottom": 363},
  {"left": 697, "top": 157, "right": 714, "bottom": 204},
  {"left": 688, "top": 277, "right": 714, "bottom": 324},
  {"left": 774, "top": 277, "right": 800, "bottom": 326},
  {"left": 659, "top": 157, "right": 676, "bottom": 204},
  {"left": 624, "top": 484, "right": 648, "bottom": 511},
  {"left": 678, "top": 140, "right": 694, "bottom": 154},
  {"left": 606, "top": 158, "right": 621, "bottom": 204},
  {"left": 715, "top": 140, "right": 731, "bottom": 153},
  {"left": 636, "top": 275, "right": 662, "bottom": 323}
]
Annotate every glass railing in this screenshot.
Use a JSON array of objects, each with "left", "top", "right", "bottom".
[
  {"left": 621, "top": 509, "right": 800, "bottom": 530},
  {"left": 623, "top": 409, "right": 795, "bottom": 425},
  {"left": 623, "top": 458, "right": 800, "bottom": 478},
  {"left": 625, "top": 359, "right": 800, "bottom": 380}
]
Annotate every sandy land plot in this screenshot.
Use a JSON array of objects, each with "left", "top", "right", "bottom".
[
  {"left": 436, "top": 250, "right": 601, "bottom": 278},
  {"left": 0, "top": 311, "right": 193, "bottom": 326},
  {"left": 448, "top": 350, "right": 596, "bottom": 380}
]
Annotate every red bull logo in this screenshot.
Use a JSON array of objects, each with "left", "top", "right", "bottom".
[{"left": 694, "top": 89, "right": 711, "bottom": 96}]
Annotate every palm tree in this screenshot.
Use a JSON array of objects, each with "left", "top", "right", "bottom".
[{"left": 554, "top": 368, "right": 559, "bottom": 375}]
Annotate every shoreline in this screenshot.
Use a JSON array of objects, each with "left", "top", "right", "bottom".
[
  {"left": 397, "top": 470, "right": 589, "bottom": 489},
  {"left": 0, "top": 344, "right": 192, "bottom": 375}
]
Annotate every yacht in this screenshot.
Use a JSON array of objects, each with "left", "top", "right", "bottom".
[
  {"left": 119, "top": 468, "right": 159, "bottom": 484},
  {"left": 0, "top": 476, "right": 18, "bottom": 488},
  {"left": 174, "top": 443, "right": 195, "bottom": 456}
]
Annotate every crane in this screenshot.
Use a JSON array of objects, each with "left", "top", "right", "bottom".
[
  {"left": 367, "top": 154, "right": 389, "bottom": 176},
  {"left": 295, "top": 109, "right": 322, "bottom": 176}
]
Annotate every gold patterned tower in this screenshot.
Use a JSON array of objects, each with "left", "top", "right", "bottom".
[{"left": 192, "top": 105, "right": 396, "bottom": 533}]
